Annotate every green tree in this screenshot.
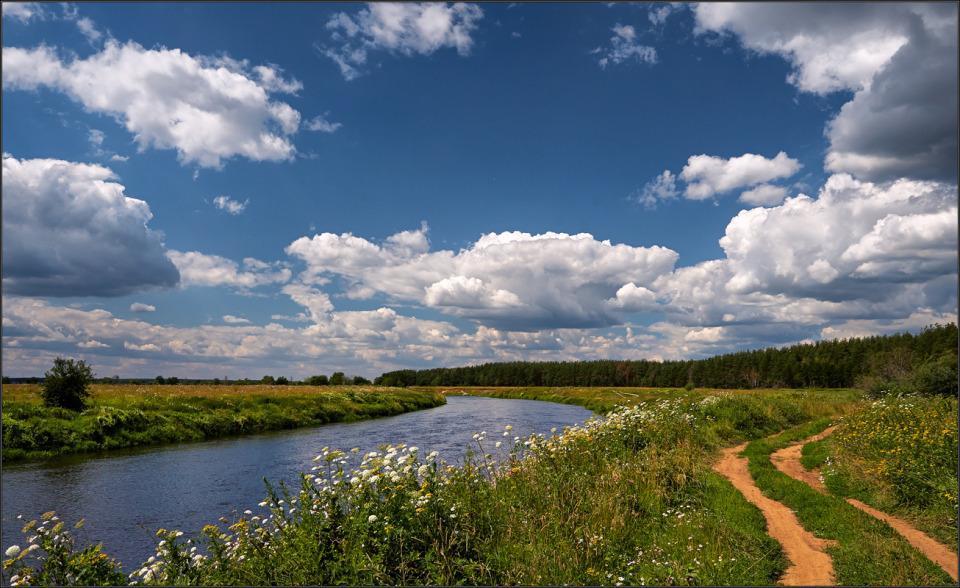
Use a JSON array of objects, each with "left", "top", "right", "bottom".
[
  {"left": 329, "top": 372, "right": 346, "bottom": 385},
  {"left": 306, "top": 375, "right": 329, "bottom": 386},
  {"left": 352, "top": 376, "right": 371, "bottom": 385},
  {"left": 155, "top": 375, "right": 166, "bottom": 385},
  {"left": 261, "top": 375, "right": 276, "bottom": 385},
  {"left": 41, "top": 357, "right": 94, "bottom": 410},
  {"left": 275, "top": 376, "right": 290, "bottom": 385}
]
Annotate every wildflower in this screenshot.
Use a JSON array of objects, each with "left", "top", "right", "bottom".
[
  {"left": 5, "top": 545, "right": 20, "bottom": 557},
  {"left": 368, "top": 515, "right": 378, "bottom": 523}
]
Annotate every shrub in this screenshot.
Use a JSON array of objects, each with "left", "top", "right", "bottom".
[
  {"left": 40, "top": 358, "right": 93, "bottom": 411},
  {"left": 306, "top": 375, "right": 329, "bottom": 386},
  {"left": 911, "top": 354, "right": 958, "bottom": 396},
  {"left": 684, "top": 382, "right": 695, "bottom": 391}
]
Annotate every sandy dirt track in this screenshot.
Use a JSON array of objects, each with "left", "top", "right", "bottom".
[
  {"left": 771, "top": 428, "right": 959, "bottom": 582},
  {"left": 714, "top": 443, "right": 836, "bottom": 586}
]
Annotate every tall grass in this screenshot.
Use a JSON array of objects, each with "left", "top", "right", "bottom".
[
  {"left": 4, "top": 390, "right": 860, "bottom": 586},
  {"left": 1, "top": 384, "right": 445, "bottom": 461}
]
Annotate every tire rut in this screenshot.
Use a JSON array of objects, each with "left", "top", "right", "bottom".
[
  {"left": 771, "top": 428, "right": 959, "bottom": 582},
  {"left": 714, "top": 442, "right": 836, "bottom": 586}
]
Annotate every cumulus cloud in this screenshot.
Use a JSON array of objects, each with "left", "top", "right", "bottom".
[
  {"left": 694, "top": 3, "right": 958, "bottom": 182},
  {"left": 718, "top": 174, "right": 957, "bottom": 300},
  {"left": 166, "top": 251, "right": 291, "bottom": 289},
  {"left": 322, "top": 2, "right": 483, "bottom": 80},
  {"left": 286, "top": 225, "right": 678, "bottom": 330},
  {"left": 594, "top": 23, "right": 657, "bottom": 69},
  {"left": 1, "top": 154, "right": 179, "bottom": 297},
  {"left": 738, "top": 184, "right": 788, "bottom": 206},
  {"left": 213, "top": 195, "right": 249, "bottom": 215},
  {"left": 2, "top": 41, "right": 302, "bottom": 168},
  {"left": 130, "top": 303, "right": 156, "bottom": 313},
  {"left": 680, "top": 151, "right": 801, "bottom": 200}
]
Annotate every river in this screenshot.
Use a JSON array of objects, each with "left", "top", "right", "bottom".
[{"left": 1, "top": 395, "right": 592, "bottom": 570}]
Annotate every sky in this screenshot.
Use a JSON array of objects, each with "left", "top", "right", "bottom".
[{"left": 1, "top": 2, "right": 957, "bottom": 379}]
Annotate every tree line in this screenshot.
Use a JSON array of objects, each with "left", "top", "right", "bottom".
[{"left": 375, "top": 323, "right": 958, "bottom": 390}]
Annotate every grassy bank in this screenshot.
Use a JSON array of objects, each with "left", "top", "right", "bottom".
[
  {"left": 421, "top": 385, "right": 863, "bottom": 415},
  {"left": 801, "top": 395, "right": 958, "bottom": 550},
  {"left": 4, "top": 388, "right": 862, "bottom": 585},
  {"left": 1, "top": 384, "right": 446, "bottom": 461},
  {"left": 744, "top": 419, "right": 954, "bottom": 585}
]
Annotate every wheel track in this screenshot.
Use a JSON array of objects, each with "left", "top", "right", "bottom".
[{"left": 771, "top": 428, "right": 959, "bottom": 582}]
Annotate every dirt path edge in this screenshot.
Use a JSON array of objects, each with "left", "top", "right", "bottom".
[{"left": 713, "top": 442, "right": 836, "bottom": 586}]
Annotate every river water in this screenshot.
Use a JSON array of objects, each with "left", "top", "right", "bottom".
[{"left": 1, "top": 395, "right": 592, "bottom": 570}]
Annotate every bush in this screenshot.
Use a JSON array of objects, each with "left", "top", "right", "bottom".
[
  {"left": 912, "top": 354, "right": 958, "bottom": 396},
  {"left": 41, "top": 358, "right": 93, "bottom": 411},
  {"left": 684, "top": 382, "right": 695, "bottom": 391},
  {"left": 306, "top": 375, "right": 329, "bottom": 386}
]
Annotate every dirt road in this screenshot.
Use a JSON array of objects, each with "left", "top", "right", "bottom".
[
  {"left": 771, "top": 429, "right": 959, "bottom": 582},
  {"left": 713, "top": 443, "right": 836, "bottom": 586}
]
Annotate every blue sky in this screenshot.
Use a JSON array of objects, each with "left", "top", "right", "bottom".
[{"left": 2, "top": 2, "right": 957, "bottom": 378}]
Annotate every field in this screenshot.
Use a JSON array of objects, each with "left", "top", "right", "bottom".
[
  {"left": 1, "top": 384, "right": 446, "bottom": 461},
  {"left": 3, "top": 386, "right": 956, "bottom": 586}
]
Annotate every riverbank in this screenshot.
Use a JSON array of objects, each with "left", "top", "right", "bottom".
[
  {"left": 417, "top": 385, "right": 864, "bottom": 414},
  {"left": 1, "top": 384, "right": 446, "bottom": 461},
  {"left": 4, "top": 388, "right": 866, "bottom": 585}
]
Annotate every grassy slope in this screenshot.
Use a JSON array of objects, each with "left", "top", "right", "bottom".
[
  {"left": 745, "top": 420, "right": 953, "bottom": 585},
  {"left": 1, "top": 384, "right": 445, "bottom": 461}
]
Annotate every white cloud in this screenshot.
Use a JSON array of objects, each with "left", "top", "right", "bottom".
[
  {"left": 286, "top": 225, "right": 678, "bottom": 329},
  {"left": 130, "top": 303, "right": 156, "bottom": 313},
  {"left": 718, "top": 174, "right": 957, "bottom": 299},
  {"left": 305, "top": 114, "right": 342, "bottom": 133},
  {"left": 738, "top": 183, "right": 788, "bottom": 206},
  {"left": 109, "top": 154, "right": 129, "bottom": 162},
  {"left": 680, "top": 152, "right": 801, "bottom": 200},
  {"left": 212, "top": 195, "right": 249, "bottom": 215},
  {"left": 222, "top": 315, "right": 251, "bottom": 324},
  {"left": 124, "top": 341, "right": 161, "bottom": 352},
  {"left": 1, "top": 154, "right": 179, "bottom": 296},
  {"left": 75, "top": 16, "right": 102, "bottom": 43},
  {"left": 694, "top": 3, "right": 958, "bottom": 182},
  {"left": 631, "top": 169, "right": 678, "bottom": 208},
  {"left": 2, "top": 2, "right": 43, "bottom": 22},
  {"left": 607, "top": 283, "right": 659, "bottom": 312},
  {"left": 594, "top": 23, "right": 657, "bottom": 69},
  {"left": 323, "top": 2, "right": 484, "bottom": 80},
  {"left": 166, "top": 251, "right": 291, "bottom": 289},
  {"left": 2, "top": 41, "right": 302, "bottom": 168},
  {"left": 78, "top": 339, "right": 109, "bottom": 349}
]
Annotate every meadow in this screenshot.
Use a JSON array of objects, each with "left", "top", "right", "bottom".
[
  {"left": 1, "top": 384, "right": 445, "bottom": 461},
  {"left": 2, "top": 386, "right": 956, "bottom": 586}
]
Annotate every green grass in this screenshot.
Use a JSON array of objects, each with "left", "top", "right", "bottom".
[
  {"left": 1, "top": 384, "right": 446, "bottom": 461},
  {"left": 816, "top": 396, "right": 958, "bottom": 550},
  {"left": 418, "top": 385, "right": 864, "bottom": 415},
  {"left": 4, "top": 389, "right": 863, "bottom": 586},
  {"left": 744, "top": 420, "right": 954, "bottom": 585}
]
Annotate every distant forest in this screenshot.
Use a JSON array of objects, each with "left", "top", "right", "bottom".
[{"left": 375, "top": 324, "right": 958, "bottom": 389}]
